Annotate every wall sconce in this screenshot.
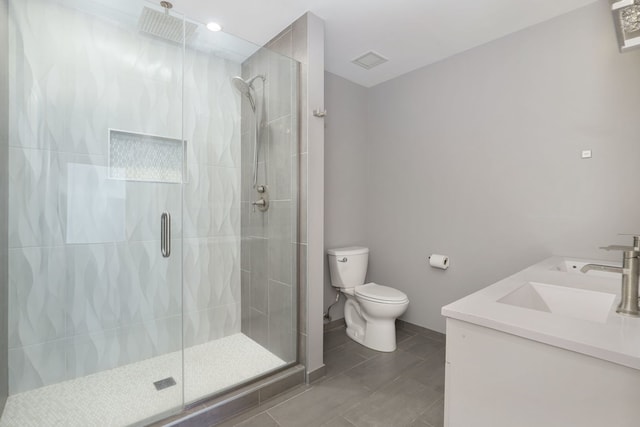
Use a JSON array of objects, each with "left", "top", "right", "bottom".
[{"left": 612, "top": 0, "right": 640, "bottom": 51}]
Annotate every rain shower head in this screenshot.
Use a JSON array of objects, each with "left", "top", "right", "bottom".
[
  {"left": 231, "top": 75, "right": 265, "bottom": 112},
  {"left": 138, "top": 2, "right": 197, "bottom": 44}
]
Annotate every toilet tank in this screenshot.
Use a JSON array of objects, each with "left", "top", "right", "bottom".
[{"left": 327, "top": 246, "right": 369, "bottom": 288}]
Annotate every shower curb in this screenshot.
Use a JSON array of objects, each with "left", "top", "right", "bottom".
[{"left": 154, "top": 365, "right": 305, "bottom": 427}]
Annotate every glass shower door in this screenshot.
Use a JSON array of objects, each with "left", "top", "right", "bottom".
[
  {"left": 5, "top": 0, "right": 185, "bottom": 425},
  {"left": 181, "top": 29, "right": 299, "bottom": 404}
]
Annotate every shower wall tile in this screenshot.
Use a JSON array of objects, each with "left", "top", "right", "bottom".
[
  {"left": 67, "top": 241, "right": 183, "bottom": 336},
  {"left": 241, "top": 270, "right": 251, "bottom": 335},
  {"left": 183, "top": 162, "right": 215, "bottom": 238},
  {"left": 249, "top": 200, "right": 269, "bottom": 239},
  {"left": 67, "top": 243, "right": 120, "bottom": 335},
  {"left": 115, "top": 240, "right": 183, "bottom": 322},
  {"left": 9, "top": 1, "right": 184, "bottom": 156},
  {"left": 268, "top": 116, "right": 293, "bottom": 201},
  {"left": 8, "top": 148, "right": 100, "bottom": 248},
  {"left": 249, "top": 237, "right": 268, "bottom": 314},
  {"left": 211, "top": 166, "right": 241, "bottom": 237},
  {"left": 8, "top": 338, "right": 69, "bottom": 394},
  {"left": 183, "top": 237, "right": 240, "bottom": 313},
  {"left": 268, "top": 202, "right": 293, "bottom": 285},
  {"left": 268, "top": 280, "right": 295, "bottom": 362},
  {"left": 183, "top": 303, "right": 240, "bottom": 349},
  {"left": 268, "top": 52, "right": 294, "bottom": 122},
  {"left": 183, "top": 164, "right": 240, "bottom": 239},
  {"left": 124, "top": 180, "right": 182, "bottom": 242},
  {"left": 241, "top": 43, "right": 298, "bottom": 358},
  {"left": 68, "top": 315, "right": 182, "bottom": 380},
  {"left": 248, "top": 308, "right": 268, "bottom": 349},
  {"left": 9, "top": 0, "right": 243, "bottom": 394},
  {"left": 8, "top": 247, "right": 67, "bottom": 348},
  {"left": 241, "top": 209, "right": 251, "bottom": 271}
]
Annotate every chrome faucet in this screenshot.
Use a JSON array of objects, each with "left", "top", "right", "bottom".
[{"left": 580, "top": 236, "right": 640, "bottom": 317}]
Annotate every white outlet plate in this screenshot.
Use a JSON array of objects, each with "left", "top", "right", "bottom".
[{"left": 581, "top": 150, "right": 592, "bottom": 159}]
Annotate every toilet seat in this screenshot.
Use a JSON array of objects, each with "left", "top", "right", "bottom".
[{"left": 355, "top": 283, "right": 408, "bottom": 304}]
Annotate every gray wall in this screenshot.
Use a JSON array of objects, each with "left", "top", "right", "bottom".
[
  {"left": 323, "top": 72, "right": 368, "bottom": 320},
  {"left": 324, "top": 1, "right": 640, "bottom": 333},
  {"left": 0, "top": 0, "right": 9, "bottom": 414},
  {"left": 304, "top": 13, "right": 326, "bottom": 378}
]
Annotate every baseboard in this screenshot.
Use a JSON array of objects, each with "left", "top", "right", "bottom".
[
  {"left": 306, "top": 365, "right": 326, "bottom": 384},
  {"left": 323, "top": 317, "right": 345, "bottom": 331},
  {"left": 396, "top": 319, "right": 446, "bottom": 341}
]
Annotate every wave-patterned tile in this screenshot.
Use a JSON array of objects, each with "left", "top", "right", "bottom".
[
  {"left": 10, "top": 0, "right": 184, "bottom": 155},
  {"left": 67, "top": 243, "right": 121, "bottom": 335},
  {"left": 124, "top": 180, "right": 182, "bottom": 242},
  {"left": 8, "top": 338, "right": 69, "bottom": 395},
  {"left": 68, "top": 315, "right": 182, "bottom": 380},
  {"left": 183, "top": 237, "right": 240, "bottom": 313},
  {"left": 8, "top": 0, "right": 247, "bottom": 397},
  {"left": 8, "top": 247, "right": 67, "bottom": 348},
  {"left": 8, "top": 148, "right": 108, "bottom": 248},
  {"left": 183, "top": 161, "right": 214, "bottom": 238},
  {"left": 113, "top": 241, "right": 182, "bottom": 326},
  {"left": 183, "top": 303, "right": 240, "bottom": 349},
  {"left": 212, "top": 166, "right": 241, "bottom": 237}
]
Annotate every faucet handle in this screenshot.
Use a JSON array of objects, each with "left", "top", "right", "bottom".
[{"left": 618, "top": 234, "right": 640, "bottom": 251}]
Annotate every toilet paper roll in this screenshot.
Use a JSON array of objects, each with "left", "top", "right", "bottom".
[{"left": 429, "top": 254, "right": 449, "bottom": 270}]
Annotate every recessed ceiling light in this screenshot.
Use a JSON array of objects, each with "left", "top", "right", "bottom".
[{"left": 206, "top": 22, "right": 222, "bottom": 32}]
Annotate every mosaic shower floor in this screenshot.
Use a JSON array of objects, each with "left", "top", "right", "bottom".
[{"left": 0, "top": 334, "right": 285, "bottom": 427}]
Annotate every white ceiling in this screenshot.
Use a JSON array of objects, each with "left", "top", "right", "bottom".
[{"left": 172, "top": 0, "right": 599, "bottom": 87}]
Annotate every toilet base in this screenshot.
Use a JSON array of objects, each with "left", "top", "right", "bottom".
[{"left": 346, "top": 320, "right": 398, "bottom": 352}]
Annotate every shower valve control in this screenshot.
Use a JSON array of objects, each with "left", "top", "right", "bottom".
[
  {"left": 252, "top": 197, "right": 269, "bottom": 212},
  {"left": 256, "top": 185, "right": 266, "bottom": 193}
]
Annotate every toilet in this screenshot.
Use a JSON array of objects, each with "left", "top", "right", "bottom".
[{"left": 327, "top": 246, "right": 409, "bottom": 352}]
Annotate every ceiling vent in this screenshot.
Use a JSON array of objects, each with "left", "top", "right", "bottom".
[{"left": 351, "top": 51, "right": 388, "bottom": 70}]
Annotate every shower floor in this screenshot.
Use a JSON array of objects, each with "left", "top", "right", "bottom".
[{"left": 0, "top": 334, "right": 285, "bottom": 427}]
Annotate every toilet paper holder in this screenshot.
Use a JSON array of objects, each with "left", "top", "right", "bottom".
[{"left": 429, "top": 254, "right": 449, "bottom": 270}]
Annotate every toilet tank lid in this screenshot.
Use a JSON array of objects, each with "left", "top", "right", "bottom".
[{"left": 327, "top": 246, "right": 369, "bottom": 256}]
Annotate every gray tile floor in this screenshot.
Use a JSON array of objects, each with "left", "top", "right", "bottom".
[{"left": 218, "top": 323, "right": 445, "bottom": 427}]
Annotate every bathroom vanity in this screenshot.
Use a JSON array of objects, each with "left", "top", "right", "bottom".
[{"left": 441, "top": 257, "right": 640, "bottom": 427}]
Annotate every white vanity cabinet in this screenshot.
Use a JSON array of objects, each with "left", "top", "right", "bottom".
[
  {"left": 441, "top": 256, "right": 640, "bottom": 427},
  {"left": 444, "top": 319, "right": 640, "bottom": 427}
]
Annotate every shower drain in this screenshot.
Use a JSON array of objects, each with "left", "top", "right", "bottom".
[{"left": 154, "top": 377, "right": 177, "bottom": 391}]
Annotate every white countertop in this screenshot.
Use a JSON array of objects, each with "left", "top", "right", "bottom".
[{"left": 441, "top": 256, "right": 640, "bottom": 370}]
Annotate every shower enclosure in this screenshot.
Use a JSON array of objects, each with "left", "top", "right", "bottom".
[{"left": 0, "top": 0, "right": 299, "bottom": 425}]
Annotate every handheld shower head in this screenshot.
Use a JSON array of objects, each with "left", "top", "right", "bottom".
[
  {"left": 231, "top": 75, "right": 265, "bottom": 112},
  {"left": 231, "top": 76, "right": 255, "bottom": 111}
]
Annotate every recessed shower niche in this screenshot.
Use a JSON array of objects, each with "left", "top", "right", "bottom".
[{"left": 108, "top": 129, "right": 185, "bottom": 183}]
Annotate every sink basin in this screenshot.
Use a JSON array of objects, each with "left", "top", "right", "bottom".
[
  {"left": 498, "top": 282, "right": 616, "bottom": 323},
  {"left": 549, "top": 259, "right": 621, "bottom": 279}
]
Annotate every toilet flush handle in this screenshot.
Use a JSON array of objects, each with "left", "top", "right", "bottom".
[{"left": 337, "top": 257, "right": 348, "bottom": 262}]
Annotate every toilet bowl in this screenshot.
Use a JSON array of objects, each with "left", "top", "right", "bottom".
[{"left": 327, "top": 247, "right": 409, "bottom": 352}]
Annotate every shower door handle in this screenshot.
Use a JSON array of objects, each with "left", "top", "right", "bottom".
[{"left": 161, "top": 212, "right": 171, "bottom": 258}]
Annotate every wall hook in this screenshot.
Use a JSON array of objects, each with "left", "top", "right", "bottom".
[{"left": 313, "top": 108, "right": 327, "bottom": 118}]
